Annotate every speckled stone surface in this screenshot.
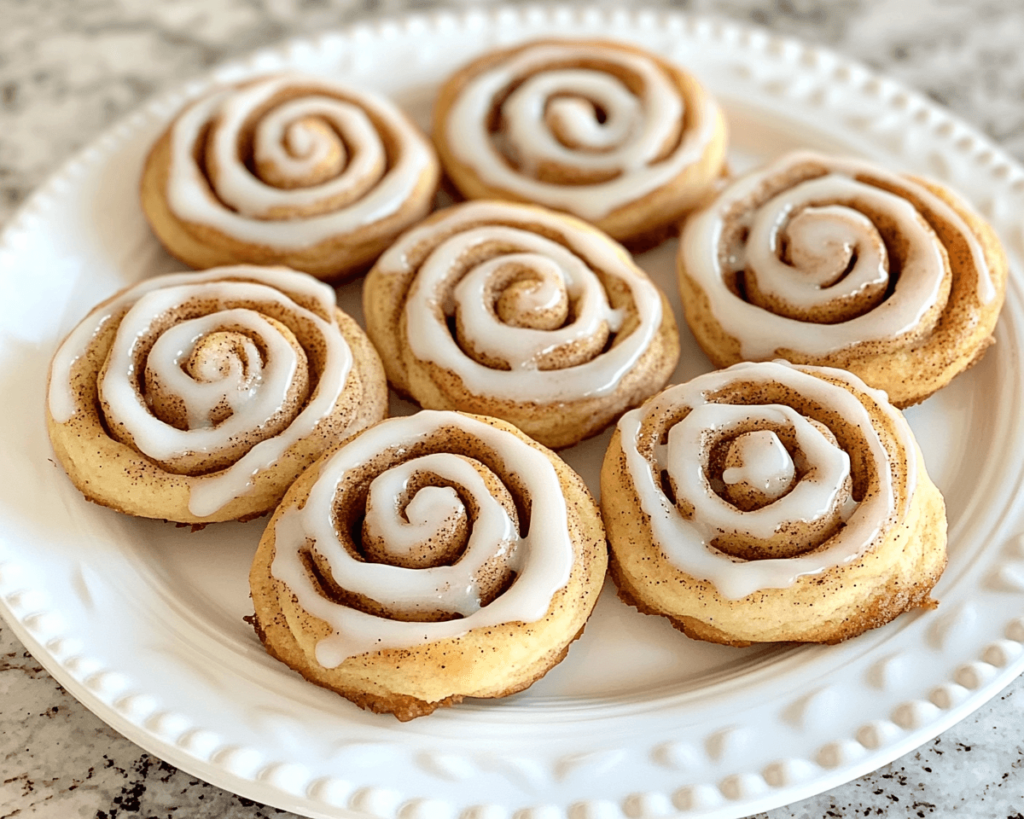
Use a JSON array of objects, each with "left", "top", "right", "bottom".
[{"left": 3, "top": 1, "right": 1024, "bottom": 817}]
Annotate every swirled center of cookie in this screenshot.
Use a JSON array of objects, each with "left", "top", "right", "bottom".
[
  {"left": 503, "top": 67, "right": 669, "bottom": 184},
  {"left": 147, "top": 329, "right": 266, "bottom": 431},
  {"left": 494, "top": 266, "right": 570, "bottom": 330},
  {"left": 743, "top": 195, "right": 897, "bottom": 325},
  {"left": 108, "top": 303, "right": 312, "bottom": 477},
  {"left": 258, "top": 115, "right": 346, "bottom": 189},
  {"left": 364, "top": 483, "right": 469, "bottom": 569},
  {"left": 720, "top": 430, "right": 796, "bottom": 509},
  {"left": 322, "top": 453, "right": 522, "bottom": 623},
  {"left": 664, "top": 403, "right": 854, "bottom": 561},
  {"left": 217, "top": 94, "right": 387, "bottom": 220},
  {"left": 415, "top": 227, "right": 624, "bottom": 374},
  {"left": 445, "top": 44, "right": 720, "bottom": 220},
  {"left": 165, "top": 76, "right": 435, "bottom": 249}
]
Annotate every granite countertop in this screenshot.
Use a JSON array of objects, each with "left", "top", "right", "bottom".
[{"left": 3, "top": 1, "right": 1024, "bottom": 817}]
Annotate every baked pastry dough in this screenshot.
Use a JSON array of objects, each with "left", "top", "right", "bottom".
[
  {"left": 249, "top": 410, "right": 607, "bottom": 720},
  {"left": 141, "top": 74, "right": 440, "bottom": 280},
  {"left": 601, "top": 360, "right": 947, "bottom": 646},
  {"left": 678, "top": 151, "right": 1008, "bottom": 407},
  {"left": 362, "top": 200, "right": 680, "bottom": 449},
  {"left": 433, "top": 39, "right": 727, "bottom": 248},
  {"left": 46, "top": 265, "right": 387, "bottom": 524}
]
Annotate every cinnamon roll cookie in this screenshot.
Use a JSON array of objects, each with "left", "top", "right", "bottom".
[
  {"left": 249, "top": 410, "right": 607, "bottom": 720},
  {"left": 433, "top": 39, "right": 727, "bottom": 249},
  {"left": 141, "top": 74, "right": 440, "bottom": 280},
  {"left": 46, "top": 266, "right": 387, "bottom": 524},
  {"left": 678, "top": 151, "right": 1008, "bottom": 406},
  {"left": 362, "top": 200, "right": 680, "bottom": 448},
  {"left": 601, "top": 360, "right": 947, "bottom": 646}
]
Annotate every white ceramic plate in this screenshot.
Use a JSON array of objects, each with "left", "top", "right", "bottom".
[{"left": 3, "top": 7, "right": 1024, "bottom": 819}]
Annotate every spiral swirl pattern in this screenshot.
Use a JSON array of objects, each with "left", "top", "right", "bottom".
[
  {"left": 433, "top": 39, "right": 727, "bottom": 245},
  {"left": 250, "top": 411, "right": 607, "bottom": 719},
  {"left": 363, "top": 200, "right": 679, "bottom": 448},
  {"left": 46, "top": 266, "right": 387, "bottom": 523},
  {"left": 678, "top": 151, "right": 1007, "bottom": 406},
  {"left": 141, "top": 74, "right": 440, "bottom": 279},
  {"left": 601, "top": 360, "right": 947, "bottom": 645}
]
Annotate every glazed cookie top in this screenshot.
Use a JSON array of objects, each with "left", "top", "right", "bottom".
[
  {"left": 680, "top": 150, "right": 1000, "bottom": 359},
  {"left": 366, "top": 200, "right": 668, "bottom": 403},
  {"left": 614, "top": 360, "right": 917, "bottom": 600},
  {"left": 48, "top": 266, "right": 359, "bottom": 518},
  {"left": 435, "top": 39, "right": 723, "bottom": 221},
  {"left": 149, "top": 73, "right": 438, "bottom": 254},
  {"left": 265, "top": 411, "right": 578, "bottom": 665}
]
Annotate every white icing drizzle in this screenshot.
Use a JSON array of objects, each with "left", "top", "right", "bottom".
[
  {"left": 268, "top": 411, "right": 575, "bottom": 666},
  {"left": 166, "top": 74, "right": 434, "bottom": 249},
  {"left": 377, "top": 201, "right": 662, "bottom": 402},
  {"left": 721, "top": 429, "right": 796, "bottom": 502},
  {"left": 365, "top": 481, "right": 460, "bottom": 559},
  {"left": 445, "top": 43, "right": 719, "bottom": 221},
  {"left": 452, "top": 250, "right": 588, "bottom": 369},
  {"left": 101, "top": 300, "right": 302, "bottom": 461},
  {"left": 146, "top": 316, "right": 271, "bottom": 430},
  {"left": 748, "top": 203, "right": 892, "bottom": 314},
  {"left": 680, "top": 151, "right": 996, "bottom": 359},
  {"left": 618, "top": 360, "right": 915, "bottom": 599},
  {"left": 218, "top": 94, "right": 385, "bottom": 216},
  {"left": 344, "top": 453, "right": 519, "bottom": 617},
  {"left": 47, "top": 266, "right": 352, "bottom": 517},
  {"left": 665, "top": 403, "right": 852, "bottom": 543}
]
